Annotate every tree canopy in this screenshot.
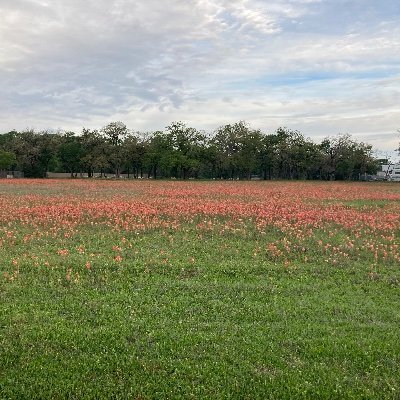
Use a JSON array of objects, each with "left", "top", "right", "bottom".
[{"left": 0, "top": 122, "right": 380, "bottom": 180}]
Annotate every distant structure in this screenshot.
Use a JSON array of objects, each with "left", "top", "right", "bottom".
[
  {"left": 0, "top": 170, "right": 24, "bottom": 179},
  {"left": 45, "top": 172, "right": 149, "bottom": 179},
  {"left": 378, "top": 163, "right": 400, "bottom": 181}
]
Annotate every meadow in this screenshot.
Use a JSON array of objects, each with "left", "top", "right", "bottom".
[{"left": 1, "top": 179, "right": 399, "bottom": 399}]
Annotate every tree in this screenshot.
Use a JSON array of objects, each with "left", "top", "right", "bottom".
[
  {"left": 235, "top": 126, "right": 263, "bottom": 179},
  {"left": 0, "top": 150, "right": 16, "bottom": 171},
  {"left": 101, "top": 122, "right": 129, "bottom": 177},
  {"left": 165, "top": 122, "right": 205, "bottom": 179},
  {"left": 8, "top": 130, "right": 60, "bottom": 177},
  {"left": 123, "top": 134, "right": 147, "bottom": 178},
  {"left": 319, "top": 134, "right": 377, "bottom": 180},
  {"left": 0, "top": 131, "right": 18, "bottom": 150},
  {"left": 259, "top": 134, "right": 279, "bottom": 180},
  {"left": 144, "top": 131, "right": 173, "bottom": 179},
  {"left": 80, "top": 128, "right": 107, "bottom": 177},
  {"left": 101, "top": 122, "right": 128, "bottom": 146},
  {"left": 58, "top": 132, "right": 82, "bottom": 177},
  {"left": 211, "top": 122, "right": 245, "bottom": 179},
  {"left": 0, "top": 122, "right": 383, "bottom": 181},
  {"left": 274, "top": 127, "right": 296, "bottom": 179}
]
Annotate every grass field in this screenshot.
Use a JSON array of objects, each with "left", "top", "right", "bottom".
[{"left": 1, "top": 179, "right": 400, "bottom": 399}]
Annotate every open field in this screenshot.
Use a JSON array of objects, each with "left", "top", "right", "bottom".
[{"left": 1, "top": 179, "right": 400, "bottom": 399}]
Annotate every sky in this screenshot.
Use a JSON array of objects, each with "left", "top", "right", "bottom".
[{"left": 0, "top": 0, "right": 399, "bottom": 159}]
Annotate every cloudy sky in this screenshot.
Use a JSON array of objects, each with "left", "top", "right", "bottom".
[{"left": 1, "top": 0, "right": 399, "bottom": 156}]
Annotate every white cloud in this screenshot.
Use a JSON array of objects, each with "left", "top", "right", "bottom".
[{"left": 0, "top": 0, "right": 399, "bottom": 153}]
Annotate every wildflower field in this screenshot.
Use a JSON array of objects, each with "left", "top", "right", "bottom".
[{"left": 1, "top": 179, "right": 400, "bottom": 399}]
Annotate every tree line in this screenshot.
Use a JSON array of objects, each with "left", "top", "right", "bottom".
[{"left": 0, "top": 121, "right": 379, "bottom": 180}]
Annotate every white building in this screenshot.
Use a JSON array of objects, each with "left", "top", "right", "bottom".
[{"left": 379, "top": 164, "right": 400, "bottom": 181}]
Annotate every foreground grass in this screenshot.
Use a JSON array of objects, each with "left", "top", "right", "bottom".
[
  {"left": 1, "top": 227, "right": 399, "bottom": 399},
  {"left": 1, "top": 180, "right": 400, "bottom": 399}
]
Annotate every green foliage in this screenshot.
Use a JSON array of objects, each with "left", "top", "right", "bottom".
[
  {"left": 320, "top": 134, "right": 378, "bottom": 180},
  {"left": 101, "top": 121, "right": 128, "bottom": 146},
  {"left": 0, "top": 122, "right": 380, "bottom": 180},
  {"left": 3, "top": 130, "right": 60, "bottom": 177},
  {"left": 0, "top": 150, "right": 16, "bottom": 170},
  {"left": 165, "top": 121, "right": 205, "bottom": 179},
  {"left": 58, "top": 132, "right": 83, "bottom": 176}
]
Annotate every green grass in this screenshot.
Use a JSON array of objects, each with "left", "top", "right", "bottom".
[
  {"left": 1, "top": 224, "right": 400, "bottom": 399},
  {"left": 1, "top": 179, "right": 400, "bottom": 399}
]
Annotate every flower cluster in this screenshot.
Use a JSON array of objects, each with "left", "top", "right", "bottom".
[{"left": 1, "top": 179, "right": 399, "bottom": 283}]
